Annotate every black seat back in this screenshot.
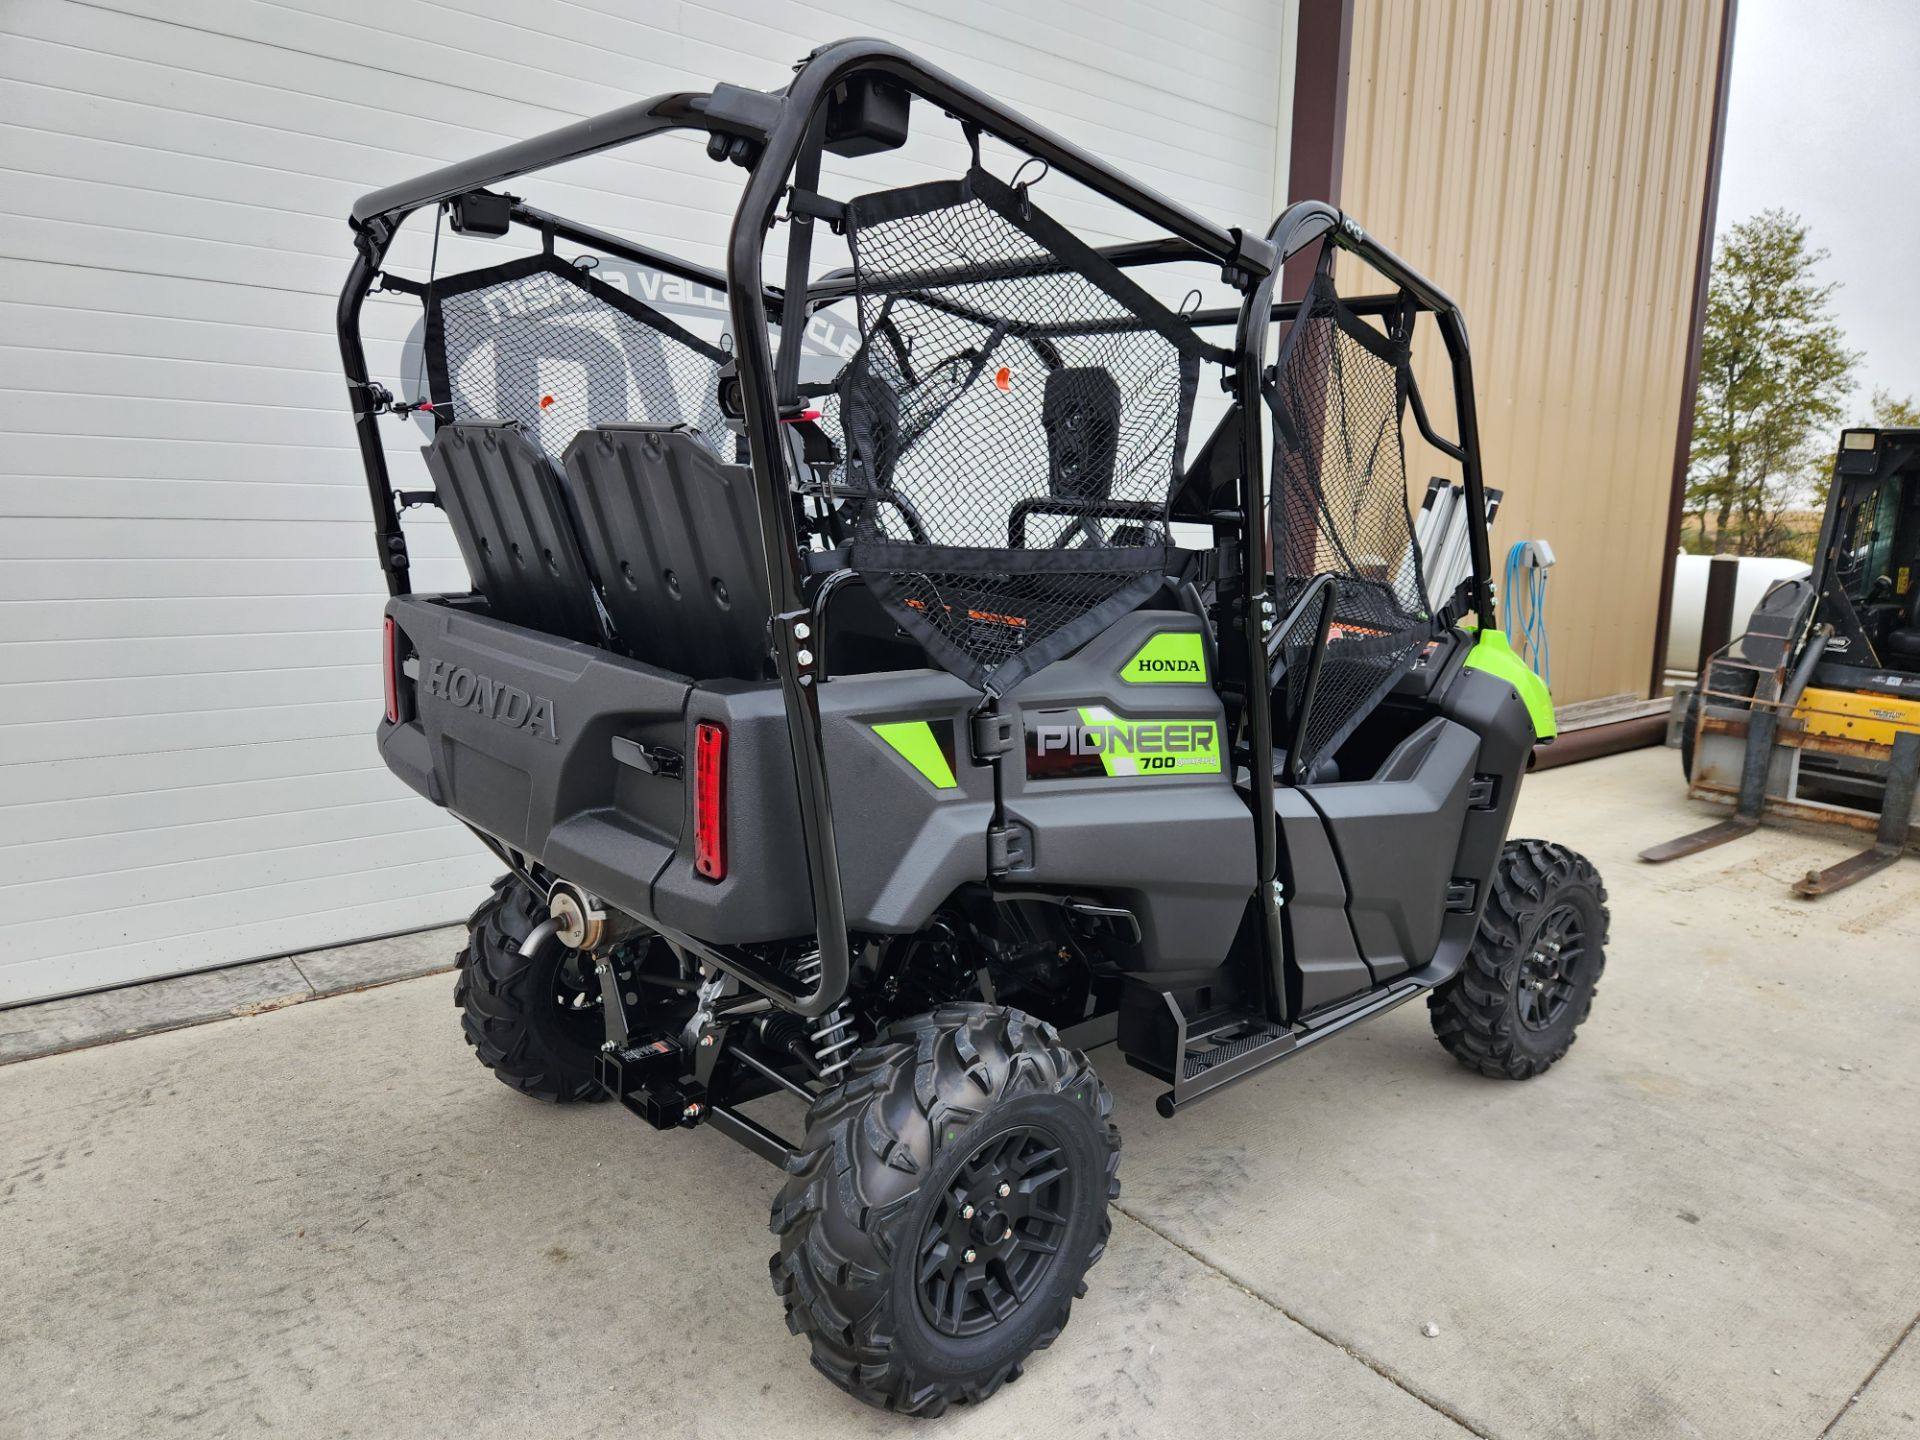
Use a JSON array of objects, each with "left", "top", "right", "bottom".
[
  {"left": 423, "top": 420, "right": 605, "bottom": 645},
  {"left": 1043, "top": 366, "right": 1122, "bottom": 501},
  {"left": 562, "top": 424, "right": 770, "bottom": 680}
]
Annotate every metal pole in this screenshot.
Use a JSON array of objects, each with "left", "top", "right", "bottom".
[
  {"left": 1699, "top": 554, "right": 1740, "bottom": 671},
  {"left": 336, "top": 235, "right": 409, "bottom": 597},
  {"left": 725, "top": 87, "right": 849, "bottom": 1021},
  {"left": 1434, "top": 310, "right": 1497, "bottom": 631},
  {"left": 1236, "top": 245, "right": 1285, "bottom": 1000}
]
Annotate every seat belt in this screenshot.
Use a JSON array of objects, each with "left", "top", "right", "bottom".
[{"left": 774, "top": 115, "right": 827, "bottom": 416}]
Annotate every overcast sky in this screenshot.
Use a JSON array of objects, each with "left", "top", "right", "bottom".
[{"left": 1716, "top": 0, "right": 1920, "bottom": 415}]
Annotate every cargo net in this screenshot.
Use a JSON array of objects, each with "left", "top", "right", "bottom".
[
  {"left": 1268, "top": 272, "right": 1434, "bottom": 770},
  {"left": 425, "top": 252, "right": 730, "bottom": 465},
  {"left": 831, "top": 167, "right": 1206, "bottom": 693}
]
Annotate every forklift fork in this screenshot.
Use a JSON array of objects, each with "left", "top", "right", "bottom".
[
  {"left": 1792, "top": 730, "right": 1920, "bottom": 895},
  {"left": 1639, "top": 706, "right": 1780, "bottom": 864}
]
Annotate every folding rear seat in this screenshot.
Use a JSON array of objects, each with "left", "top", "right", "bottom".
[
  {"left": 561, "top": 423, "right": 771, "bottom": 681},
  {"left": 421, "top": 419, "right": 606, "bottom": 646}
]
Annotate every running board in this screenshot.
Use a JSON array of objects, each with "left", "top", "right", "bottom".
[{"left": 1145, "top": 980, "right": 1428, "bottom": 1117}]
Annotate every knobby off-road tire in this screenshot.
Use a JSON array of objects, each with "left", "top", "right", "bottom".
[
  {"left": 1429, "top": 839, "right": 1609, "bottom": 1079},
  {"left": 770, "top": 1004, "right": 1120, "bottom": 1417},
  {"left": 454, "top": 875, "right": 606, "bottom": 1104}
]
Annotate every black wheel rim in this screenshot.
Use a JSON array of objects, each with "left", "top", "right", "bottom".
[
  {"left": 1516, "top": 902, "right": 1586, "bottom": 1032},
  {"left": 916, "top": 1126, "right": 1073, "bottom": 1339},
  {"left": 549, "top": 947, "right": 605, "bottom": 1047}
]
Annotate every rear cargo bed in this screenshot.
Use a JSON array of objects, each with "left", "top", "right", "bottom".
[{"left": 382, "top": 595, "right": 995, "bottom": 944}]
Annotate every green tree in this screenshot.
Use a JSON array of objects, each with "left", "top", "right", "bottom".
[
  {"left": 1687, "top": 210, "right": 1856, "bottom": 556},
  {"left": 1872, "top": 388, "right": 1920, "bottom": 427}
]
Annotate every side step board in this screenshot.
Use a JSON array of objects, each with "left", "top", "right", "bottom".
[{"left": 1136, "top": 978, "right": 1430, "bottom": 1118}]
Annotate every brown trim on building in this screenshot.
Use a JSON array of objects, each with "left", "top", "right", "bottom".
[
  {"left": 1531, "top": 714, "right": 1668, "bottom": 771},
  {"left": 1283, "top": 0, "right": 1355, "bottom": 302},
  {"left": 1648, "top": 0, "right": 1739, "bottom": 696}
]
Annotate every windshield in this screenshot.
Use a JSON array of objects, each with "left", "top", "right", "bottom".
[{"left": 1838, "top": 474, "right": 1905, "bottom": 602}]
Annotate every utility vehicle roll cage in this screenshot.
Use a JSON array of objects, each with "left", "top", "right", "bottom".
[{"left": 338, "top": 37, "right": 1495, "bottom": 1021}]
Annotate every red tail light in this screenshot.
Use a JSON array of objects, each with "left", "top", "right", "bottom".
[
  {"left": 694, "top": 722, "right": 726, "bottom": 880},
  {"left": 382, "top": 616, "right": 400, "bottom": 724}
]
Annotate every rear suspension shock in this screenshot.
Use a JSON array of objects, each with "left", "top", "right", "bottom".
[
  {"left": 809, "top": 1002, "right": 859, "bottom": 1080},
  {"left": 786, "top": 950, "right": 859, "bottom": 1081}
]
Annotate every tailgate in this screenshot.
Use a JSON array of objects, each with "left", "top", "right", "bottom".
[{"left": 380, "top": 596, "right": 690, "bottom": 924}]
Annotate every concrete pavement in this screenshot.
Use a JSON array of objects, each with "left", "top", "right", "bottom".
[
  {"left": 0, "top": 927, "right": 461, "bottom": 1066},
  {"left": 3, "top": 746, "right": 1917, "bottom": 1438}
]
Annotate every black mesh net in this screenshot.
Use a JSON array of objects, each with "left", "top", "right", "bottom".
[
  {"left": 1267, "top": 271, "right": 1434, "bottom": 770},
  {"left": 1275, "top": 588, "right": 1432, "bottom": 770},
  {"left": 425, "top": 252, "right": 730, "bottom": 465},
  {"left": 1271, "top": 581, "right": 1331, "bottom": 775},
  {"left": 831, "top": 168, "right": 1207, "bottom": 693}
]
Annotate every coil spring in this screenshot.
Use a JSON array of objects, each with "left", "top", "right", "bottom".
[
  {"left": 810, "top": 1003, "right": 859, "bottom": 1080},
  {"left": 789, "top": 951, "right": 858, "bottom": 1081}
]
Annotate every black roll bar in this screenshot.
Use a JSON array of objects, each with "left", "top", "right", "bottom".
[
  {"left": 721, "top": 38, "right": 1274, "bottom": 1018},
  {"left": 1229, "top": 210, "right": 1298, "bottom": 979},
  {"left": 1258, "top": 206, "right": 1494, "bottom": 626},
  {"left": 511, "top": 202, "right": 753, "bottom": 306},
  {"left": 336, "top": 247, "right": 410, "bottom": 594},
  {"left": 348, "top": 91, "right": 754, "bottom": 227},
  {"left": 339, "top": 86, "right": 768, "bottom": 594},
  {"left": 1230, "top": 201, "right": 1498, "bottom": 970},
  {"left": 339, "top": 42, "right": 1272, "bottom": 1019},
  {"left": 337, "top": 85, "right": 837, "bottom": 1011}
]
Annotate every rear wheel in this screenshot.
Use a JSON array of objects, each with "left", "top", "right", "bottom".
[
  {"left": 454, "top": 875, "right": 607, "bottom": 1103},
  {"left": 1428, "top": 839, "right": 1608, "bottom": 1079},
  {"left": 770, "top": 1004, "right": 1119, "bottom": 1417}
]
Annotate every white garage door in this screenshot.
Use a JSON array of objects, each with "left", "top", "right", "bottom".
[{"left": 0, "top": 0, "right": 1295, "bottom": 1005}]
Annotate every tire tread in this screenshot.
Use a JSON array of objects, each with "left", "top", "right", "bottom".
[
  {"left": 769, "top": 1003, "right": 1119, "bottom": 1417},
  {"left": 456, "top": 875, "right": 604, "bottom": 1104},
  {"left": 1428, "top": 838, "right": 1609, "bottom": 1080}
]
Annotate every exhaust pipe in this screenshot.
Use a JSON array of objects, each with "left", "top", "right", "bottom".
[
  {"left": 519, "top": 881, "right": 644, "bottom": 957},
  {"left": 518, "top": 917, "right": 560, "bottom": 959}
]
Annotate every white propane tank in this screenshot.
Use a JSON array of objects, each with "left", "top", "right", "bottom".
[{"left": 1665, "top": 553, "right": 1812, "bottom": 677}]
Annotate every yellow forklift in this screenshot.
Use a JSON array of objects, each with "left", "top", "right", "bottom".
[{"left": 1645, "top": 427, "right": 1920, "bottom": 893}]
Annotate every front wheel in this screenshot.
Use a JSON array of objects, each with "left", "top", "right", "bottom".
[
  {"left": 1428, "top": 839, "right": 1609, "bottom": 1079},
  {"left": 769, "top": 1004, "right": 1120, "bottom": 1417}
]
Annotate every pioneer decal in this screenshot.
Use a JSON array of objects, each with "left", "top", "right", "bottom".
[
  {"left": 1120, "top": 631, "right": 1208, "bottom": 684},
  {"left": 421, "top": 658, "right": 559, "bottom": 743},
  {"left": 1025, "top": 705, "right": 1221, "bottom": 779}
]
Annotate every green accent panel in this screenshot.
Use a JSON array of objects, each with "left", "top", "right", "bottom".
[
  {"left": 1461, "top": 629, "right": 1557, "bottom": 740},
  {"left": 1120, "top": 631, "right": 1209, "bottom": 684},
  {"left": 1074, "top": 707, "right": 1223, "bottom": 776},
  {"left": 871, "top": 721, "right": 958, "bottom": 789}
]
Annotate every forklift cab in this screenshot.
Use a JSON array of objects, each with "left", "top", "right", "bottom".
[{"left": 1822, "top": 427, "right": 1920, "bottom": 672}]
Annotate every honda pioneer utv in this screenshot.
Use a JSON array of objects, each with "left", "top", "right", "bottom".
[{"left": 338, "top": 39, "right": 1606, "bottom": 1416}]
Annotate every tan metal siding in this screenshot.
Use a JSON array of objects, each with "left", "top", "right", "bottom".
[{"left": 1339, "top": 0, "right": 1726, "bottom": 706}]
